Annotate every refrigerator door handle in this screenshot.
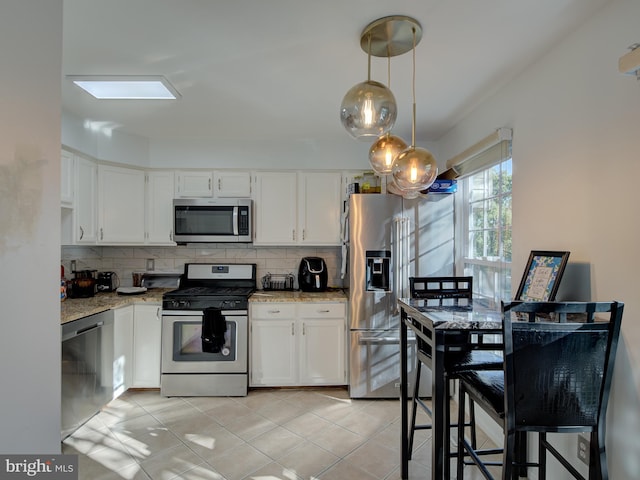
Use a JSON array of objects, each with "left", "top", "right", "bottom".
[{"left": 391, "top": 218, "right": 400, "bottom": 314}]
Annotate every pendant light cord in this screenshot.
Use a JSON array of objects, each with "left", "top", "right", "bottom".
[
  {"left": 411, "top": 27, "right": 417, "bottom": 147},
  {"left": 367, "top": 34, "right": 372, "bottom": 81}
]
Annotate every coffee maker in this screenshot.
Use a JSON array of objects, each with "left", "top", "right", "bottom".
[{"left": 298, "top": 257, "right": 328, "bottom": 292}]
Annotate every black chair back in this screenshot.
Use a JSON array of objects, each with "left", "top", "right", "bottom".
[
  {"left": 409, "top": 276, "right": 473, "bottom": 307},
  {"left": 503, "top": 301, "right": 624, "bottom": 431}
]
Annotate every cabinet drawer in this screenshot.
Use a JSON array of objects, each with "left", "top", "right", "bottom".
[
  {"left": 298, "top": 303, "right": 346, "bottom": 318},
  {"left": 251, "top": 303, "right": 296, "bottom": 319}
]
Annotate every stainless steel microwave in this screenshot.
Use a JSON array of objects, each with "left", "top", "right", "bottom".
[{"left": 173, "top": 198, "right": 252, "bottom": 244}]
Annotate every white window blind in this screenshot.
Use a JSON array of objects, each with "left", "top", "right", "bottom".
[{"left": 444, "top": 127, "right": 512, "bottom": 179}]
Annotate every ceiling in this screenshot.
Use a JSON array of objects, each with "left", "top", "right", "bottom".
[{"left": 62, "top": 0, "right": 608, "bottom": 146}]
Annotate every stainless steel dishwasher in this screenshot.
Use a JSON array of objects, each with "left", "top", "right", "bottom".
[{"left": 61, "top": 310, "right": 114, "bottom": 439}]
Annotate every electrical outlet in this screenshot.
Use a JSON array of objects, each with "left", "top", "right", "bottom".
[
  {"left": 146, "top": 258, "right": 155, "bottom": 271},
  {"left": 577, "top": 434, "right": 590, "bottom": 465},
  {"left": 70, "top": 260, "right": 77, "bottom": 272}
]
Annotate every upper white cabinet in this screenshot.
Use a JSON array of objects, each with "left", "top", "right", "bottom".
[
  {"left": 74, "top": 156, "right": 99, "bottom": 244},
  {"left": 298, "top": 172, "right": 342, "bottom": 245},
  {"left": 214, "top": 171, "right": 251, "bottom": 197},
  {"left": 253, "top": 171, "right": 298, "bottom": 244},
  {"left": 61, "top": 149, "right": 74, "bottom": 207},
  {"left": 175, "top": 171, "right": 212, "bottom": 197},
  {"left": 98, "top": 165, "right": 146, "bottom": 244},
  {"left": 146, "top": 171, "right": 175, "bottom": 244},
  {"left": 253, "top": 171, "right": 342, "bottom": 246},
  {"left": 175, "top": 170, "right": 251, "bottom": 198}
]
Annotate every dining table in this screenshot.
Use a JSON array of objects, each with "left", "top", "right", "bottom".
[{"left": 398, "top": 298, "right": 504, "bottom": 480}]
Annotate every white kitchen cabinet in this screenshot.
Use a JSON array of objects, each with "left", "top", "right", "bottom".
[
  {"left": 298, "top": 172, "right": 342, "bottom": 245},
  {"left": 253, "top": 171, "right": 342, "bottom": 246},
  {"left": 146, "top": 171, "right": 175, "bottom": 244},
  {"left": 98, "top": 164, "right": 146, "bottom": 244},
  {"left": 74, "top": 156, "right": 99, "bottom": 244},
  {"left": 131, "top": 304, "right": 162, "bottom": 388},
  {"left": 214, "top": 171, "right": 251, "bottom": 197},
  {"left": 175, "top": 171, "right": 213, "bottom": 197},
  {"left": 298, "top": 303, "right": 347, "bottom": 385},
  {"left": 251, "top": 319, "right": 298, "bottom": 386},
  {"left": 250, "top": 302, "right": 347, "bottom": 387},
  {"left": 113, "top": 305, "right": 134, "bottom": 396},
  {"left": 175, "top": 170, "right": 252, "bottom": 198},
  {"left": 253, "top": 172, "right": 298, "bottom": 244},
  {"left": 61, "top": 149, "right": 74, "bottom": 207}
]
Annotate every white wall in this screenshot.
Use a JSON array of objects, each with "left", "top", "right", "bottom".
[
  {"left": 62, "top": 110, "right": 150, "bottom": 168},
  {"left": 439, "top": 0, "right": 640, "bottom": 478},
  {"left": 0, "top": 1, "right": 63, "bottom": 453}
]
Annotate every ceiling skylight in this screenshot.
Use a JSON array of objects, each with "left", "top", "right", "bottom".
[{"left": 67, "top": 75, "right": 180, "bottom": 99}]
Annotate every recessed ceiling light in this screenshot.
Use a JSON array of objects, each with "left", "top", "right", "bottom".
[{"left": 67, "top": 75, "right": 180, "bottom": 99}]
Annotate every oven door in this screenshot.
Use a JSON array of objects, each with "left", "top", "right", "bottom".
[{"left": 161, "top": 310, "right": 247, "bottom": 374}]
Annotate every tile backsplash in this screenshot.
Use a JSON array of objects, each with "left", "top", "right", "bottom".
[{"left": 61, "top": 244, "right": 344, "bottom": 289}]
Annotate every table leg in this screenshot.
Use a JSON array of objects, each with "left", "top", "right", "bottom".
[
  {"left": 401, "top": 310, "right": 409, "bottom": 479},
  {"left": 432, "top": 331, "right": 446, "bottom": 480}
]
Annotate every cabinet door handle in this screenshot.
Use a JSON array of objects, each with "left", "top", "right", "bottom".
[
  {"left": 100, "top": 228, "right": 103, "bottom": 240},
  {"left": 79, "top": 226, "right": 84, "bottom": 240},
  {"left": 318, "top": 309, "right": 330, "bottom": 313},
  {"left": 269, "top": 309, "right": 281, "bottom": 314},
  {"left": 292, "top": 230, "right": 296, "bottom": 241},
  {"left": 302, "top": 229, "right": 306, "bottom": 240},
  {"left": 302, "top": 323, "right": 306, "bottom": 335},
  {"left": 169, "top": 229, "right": 173, "bottom": 241},
  {"left": 218, "top": 178, "right": 222, "bottom": 190},
  {"left": 291, "top": 322, "right": 295, "bottom": 335}
]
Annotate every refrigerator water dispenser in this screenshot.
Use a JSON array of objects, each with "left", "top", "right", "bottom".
[{"left": 366, "top": 250, "right": 390, "bottom": 291}]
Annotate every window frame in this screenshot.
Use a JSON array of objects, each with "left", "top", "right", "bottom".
[{"left": 455, "top": 155, "right": 512, "bottom": 308}]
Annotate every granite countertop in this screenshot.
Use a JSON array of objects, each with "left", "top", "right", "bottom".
[
  {"left": 249, "top": 289, "right": 348, "bottom": 302},
  {"left": 62, "top": 288, "right": 349, "bottom": 324},
  {"left": 61, "top": 288, "right": 172, "bottom": 325}
]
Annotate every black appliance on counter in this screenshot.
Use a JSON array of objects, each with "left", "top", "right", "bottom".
[
  {"left": 67, "top": 269, "right": 97, "bottom": 298},
  {"left": 97, "top": 271, "right": 119, "bottom": 292},
  {"left": 298, "top": 257, "right": 328, "bottom": 292}
]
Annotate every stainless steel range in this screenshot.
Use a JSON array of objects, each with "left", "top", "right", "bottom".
[{"left": 161, "top": 263, "right": 256, "bottom": 396}]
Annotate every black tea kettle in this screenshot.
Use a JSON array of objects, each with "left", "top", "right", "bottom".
[{"left": 298, "top": 257, "right": 328, "bottom": 292}]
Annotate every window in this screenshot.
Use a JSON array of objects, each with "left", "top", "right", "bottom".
[{"left": 454, "top": 143, "right": 512, "bottom": 309}]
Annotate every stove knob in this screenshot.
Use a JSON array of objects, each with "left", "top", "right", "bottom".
[
  {"left": 171, "top": 300, "right": 181, "bottom": 309},
  {"left": 221, "top": 346, "right": 230, "bottom": 356}
]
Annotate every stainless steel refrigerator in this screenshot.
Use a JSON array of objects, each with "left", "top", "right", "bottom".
[{"left": 345, "top": 193, "right": 454, "bottom": 398}]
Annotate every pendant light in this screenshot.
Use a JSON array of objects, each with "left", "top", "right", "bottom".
[
  {"left": 391, "top": 26, "right": 437, "bottom": 199},
  {"left": 340, "top": 16, "right": 421, "bottom": 141},
  {"left": 369, "top": 55, "right": 407, "bottom": 175},
  {"left": 340, "top": 34, "right": 397, "bottom": 140}
]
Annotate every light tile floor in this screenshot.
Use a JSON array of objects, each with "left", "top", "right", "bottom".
[{"left": 62, "top": 387, "right": 501, "bottom": 480}]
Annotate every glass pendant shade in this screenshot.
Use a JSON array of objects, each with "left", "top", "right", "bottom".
[
  {"left": 392, "top": 146, "right": 438, "bottom": 199},
  {"left": 369, "top": 134, "right": 407, "bottom": 175},
  {"left": 340, "top": 80, "right": 397, "bottom": 139}
]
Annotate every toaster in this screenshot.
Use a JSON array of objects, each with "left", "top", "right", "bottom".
[{"left": 97, "top": 271, "right": 119, "bottom": 292}]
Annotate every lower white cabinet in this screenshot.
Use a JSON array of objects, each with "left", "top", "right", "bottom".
[
  {"left": 250, "top": 302, "right": 346, "bottom": 387},
  {"left": 131, "top": 304, "right": 162, "bottom": 388},
  {"left": 113, "top": 303, "right": 162, "bottom": 390},
  {"left": 113, "top": 305, "right": 134, "bottom": 395}
]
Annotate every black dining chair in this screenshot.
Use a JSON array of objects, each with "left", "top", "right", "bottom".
[
  {"left": 407, "top": 276, "right": 503, "bottom": 466},
  {"left": 456, "top": 300, "right": 624, "bottom": 480}
]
